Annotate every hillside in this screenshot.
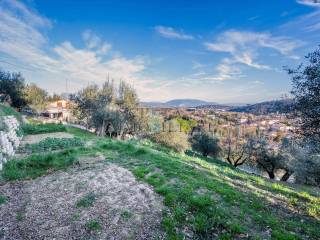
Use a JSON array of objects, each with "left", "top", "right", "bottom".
[
  {"left": 231, "top": 99, "right": 294, "bottom": 115},
  {"left": 141, "top": 99, "right": 219, "bottom": 108},
  {"left": 0, "top": 118, "right": 319, "bottom": 239}
]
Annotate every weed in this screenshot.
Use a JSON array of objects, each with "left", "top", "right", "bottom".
[
  {"left": 85, "top": 219, "right": 101, "bottom": 232},
  {"left": 16, "top": 212, "right": 23, "bottom": 221},
  {"left": 20, "top": 137, "right": 84, "bottom": 153},
  {"left": 76, "top": 192, "right": 97, "bottom": 208},
  {"left": 0, "top": 195, "right": 7, "bottom": 205},
  {"left": 120, "top": 210, "right": 133, "bottom": 221}
]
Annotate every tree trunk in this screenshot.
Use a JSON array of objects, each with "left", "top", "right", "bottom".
[
  {"left": 98, "top": 120, "right": 106, "bottom": 137},
  {"left": 280, "top": 170, "right": 292, "bottom": 182},
  {"left": 267, "top": 171, "right": 275, "bottom": 179}
]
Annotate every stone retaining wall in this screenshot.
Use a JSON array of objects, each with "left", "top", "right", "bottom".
[{"left": 0, "top": 116, "right": 22, "bottom": 170}]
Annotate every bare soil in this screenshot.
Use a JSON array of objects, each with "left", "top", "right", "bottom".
[{"left": 0, "top": 155, "right": 165, "bottom": 239}]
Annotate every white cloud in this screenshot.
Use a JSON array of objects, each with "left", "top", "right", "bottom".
[
  {"left": 82, "top": 29, "right": 112, "bottom": 54},
  {"left": 155, "top": 26, "right": 194, "bottom": 40},
  {"left": 0, "top": 0, "right": 166, "bottom": 100},
  {"left": 297, "top": 0, "right": 320, "bottom": 7},
  {"left": 205, "top": 30, "right": 303, "bottom": 70}
]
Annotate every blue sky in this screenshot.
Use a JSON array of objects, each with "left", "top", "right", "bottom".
[{"left": 0, "top": 0, "right": 319, "bottom": 103}]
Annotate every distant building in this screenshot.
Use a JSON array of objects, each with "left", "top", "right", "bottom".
[{"left": 43, "top": 100, "right": 72, "bottom": 121}]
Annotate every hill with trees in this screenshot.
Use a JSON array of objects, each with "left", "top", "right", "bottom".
[{"left": 230, "top": 99, "right": 294, "bottom": 115}]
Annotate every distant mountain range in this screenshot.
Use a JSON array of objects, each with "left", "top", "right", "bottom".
[
  {"left": 140, "top": 98, "right": 294, "bottom": 114},
  {"left": 140, "top": 99, "right": 220, "bottom": 108}
]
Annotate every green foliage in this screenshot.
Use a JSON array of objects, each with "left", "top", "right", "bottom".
[
  {"left": 191, "top": 131, "right": 221, "bottom": 157},
  {"left": 72, "top": 80, "right": 149, "bottom": 138},
  {"left": 0, "top": 194, "right": 7, "bottom": 205},
  {"left": 23, "top": 83, "right": 48, "bottom": 114},
  {"left": 84, "top": 220, "right": 101, "bottom": 232},
  {"left": 287, "top": 46, "right": 320, "bottom": 151},
  {"left": 22, "top": 123, "right": 66, "bottom": 134},
  {"left": 76, "top": 193, "right": 97, "bottom": 208},
  {"left": 20, "top": 137, "right": 84, "bottom": 153},
  {"left": 1, "top": 150, "right": 77, "bottom": 181},
  {"left": 0, "top": 70, "right": 26, "bottom": 108},
  {"left": 120, "top": 210, "right": 133, "bottom": 220},
  {"left": 176, "top": 118, "right": 197, "bottom": 133},
  {"left": 150, "top": 131, "right": 190, "bottom": 152}
]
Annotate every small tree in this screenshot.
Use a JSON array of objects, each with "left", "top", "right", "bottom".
[
  {"left": 24, "top": 83, "right": 48, "bottom": 114},
  {"left": 221, "top": 127, "right": 254, "bottom": 167},
  {"left": 191, "top": 131, "right": 220, "bottom": 157}
]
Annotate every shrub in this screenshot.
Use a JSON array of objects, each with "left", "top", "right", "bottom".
[
  {"left": 22, "top": 123, "right": 66, "bottom": 134},
  {"left": 2, "top": 150, "right": 77, "bottom": 181},
  {"left": 20, "top": 137, "right": 84, "bottom": 153},
  {"left": 191, "top": 131, "right": 220, "bottom": 157},
  {"left": 150, "top": 132, "right": 189, "bottom": 153}
]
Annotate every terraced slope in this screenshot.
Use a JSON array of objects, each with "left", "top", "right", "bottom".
[{"left": 0, "top": 124, "right": 319, "bottom": 239}]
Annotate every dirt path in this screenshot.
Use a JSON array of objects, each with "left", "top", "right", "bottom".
[{"left": 0, "top": 156, "right": 165, "bottom": 239}]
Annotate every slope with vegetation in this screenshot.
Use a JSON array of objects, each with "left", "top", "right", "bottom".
[{"left": 0, "top": 120, "right": 319, "bottom": 239}]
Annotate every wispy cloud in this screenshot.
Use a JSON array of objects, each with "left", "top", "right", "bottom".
[
  {"left": 205, "top": 30, "right": 303, "bottom": 70},
  {"left": 82, "top": 30, "right": 112, "bottom": 54},
  {"left": 280, "top": 10, "right": 320, "bottom": 33},
  {"left": 296, "top": 0, "right": 320, "bottom": 7},
  {"left": 155, "top": 26, "right": 194, "bottom": 40}
]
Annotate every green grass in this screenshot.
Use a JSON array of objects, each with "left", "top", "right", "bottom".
[
  {"left": 0, "top": 194, "right": 7, "bottom": 205},
  {"left": 20, "top": 137, "right": 84, "bottom": 153},
  {"left": 16, "top": 212, "right": 24, "bottom": 221},
  {"left": 97, "top": 139, "right": 320, "bottom": 240},
  {"left": 1, "top": 150, "right": 78, "bottom": 181},
  {"left": 22, "top": 123, "right": 66, "bottom": 135},
  {"left": 66, "top": 126, "right": 97, "bottom": 140},
  {"left": 76, "top": 192, "right": 97, "bottom": 208},
  {"left": 121, "top": 210, "right": 133, "bottom": 221},
  {"left": 0, "top": 104, "right": 23, "bottom": 122},
  {"left": 84, "top": 219, "right": 101, "bottom": 232}
]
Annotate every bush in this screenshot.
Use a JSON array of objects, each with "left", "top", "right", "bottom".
[
  {"left": 191, "top": 131, "right": 220, "bottom": 157},
  {"left": 150, "top": 132, "right": 190, "bottom": 153},
  {"left": 2, "top": 150, "right": 77, "bottom": 181},
  {"left": 22, "top": 123, "right": 66, "bottom": 134},
  {"left": 19, "top": 137, "right": 84, "bottom": 153}
]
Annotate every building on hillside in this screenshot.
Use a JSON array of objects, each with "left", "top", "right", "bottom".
[{"left": 43, "top": 100, "right": 72, "bottom": 121}]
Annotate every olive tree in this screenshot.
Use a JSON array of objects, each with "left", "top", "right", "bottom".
[
  {"left": 191, "top": 131, "right": 220, "bottom": 157},
  {"left": 287, "top": 46, "right": 320, "bottom": 152}
]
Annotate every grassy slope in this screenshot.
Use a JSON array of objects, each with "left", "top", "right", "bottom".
[
  {"left": 0, "top": 104, "right": 23, "bottom": 122},
  {"left": 1, "top": 124, "right": 319, "bottom": 239},
  {"left": 95, "top": 140, "right": 319, "bottom": 240}
]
